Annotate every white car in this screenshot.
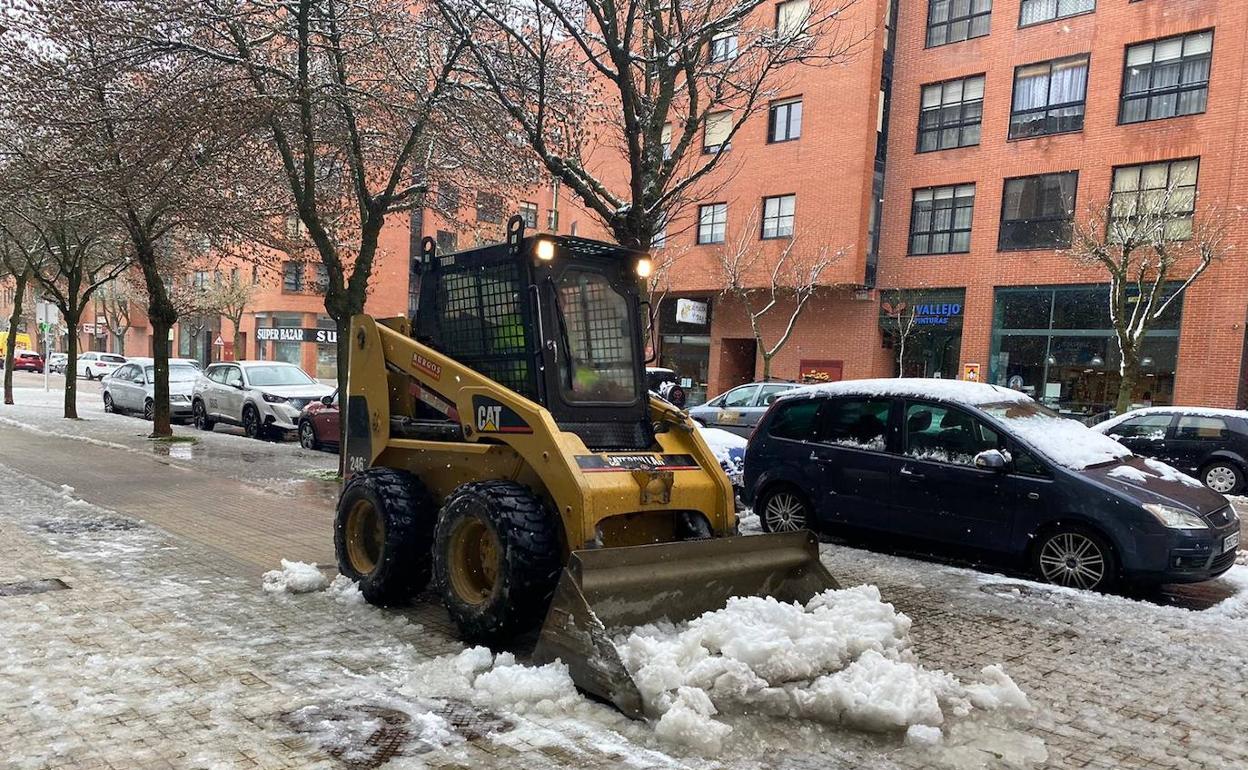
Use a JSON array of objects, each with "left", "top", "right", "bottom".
[
  {"left": 191, "top": 361, "right": 334, "bottom": 439},
  {"left": 77, "top": 351, "right": 127, "bottom": 380},
  {"left": 102, "top": 359, "right": 202, "bottom": 421}
]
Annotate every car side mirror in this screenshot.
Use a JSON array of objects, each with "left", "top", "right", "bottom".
[
  {"left": 321, "top": 395, "right": 334, "bottom": 406},
  {"left": 231, "top": 381, "right": 244, "bottom": 390},
  {"left": 974, "top": 449, "right": 1009, "bottom": 471}
]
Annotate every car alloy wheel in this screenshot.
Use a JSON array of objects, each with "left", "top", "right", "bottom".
[
  {"left": 1203, "top": 463, "right": 1241, "bottom": 494},
  {"left": 1037, "top": 532, "right": 1108, "bottom": 590},
  {"left": 762, "top": 490, "right": 808, "bottom": 532},
  {"left": 242, "top": 406, "right": 262, "bottom": 439},
  {"left": 143, "top": 400, "right": 154, "bottom": 421},
  {"left": 103, "top": 393, "right": 114, "bottom": 413},
  {"left": 193, "top": 402, "right": 208, "bottom": 430},
  {"left": 299, "top": 421, "right": 318, "bottom": 451}
]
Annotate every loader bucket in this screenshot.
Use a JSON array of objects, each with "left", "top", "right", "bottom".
[{"left": 531, "top": 530, "right": 837, "bottom": 718}]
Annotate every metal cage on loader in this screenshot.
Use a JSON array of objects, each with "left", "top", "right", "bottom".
[{"left": 335, "top": 216, "right": 836, "bottom": 717}]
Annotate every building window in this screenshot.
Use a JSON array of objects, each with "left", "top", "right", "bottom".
[
  {"left": 703, "top": 111, "right": 732, "bottom": 153},
  {"left": 282, "top": 261, "right": 304, "bottom": 292},
  {"left": 1120, "top": 30, "right": 1212, "bottom": 124},
  {"left": 1009, "top": 55, "right": 1089, "bottom": 139},
  {"left": 776, "top": 0, "right": 810, "bottom": 37},
  {"left": 697, "top": 203, "right": 727, "bottom": 245},
  {"left": 1111, "top": 158, "right": 1199, "bottom": 241},
  {"left": 476, "top": 191, "right": 503, "bottom": 223},
  {"left": 518, "top": 201, "right": 539, "bottom": 229},
  {"left": 311, "top": 263, "right": 329, "bottom": 293},
  {"left": 998, "top": 172, "right": 1078, "bottom": 250},
  {"left": 251, "top": 264, "right": 260, "bottom": 285},
  {"left": 710, "top": 32, "right": 738, "bottom": 63},
  {"left": 918, "top": 75, "right": 984, "bottom": 152},
  {"left": 437, "top": 184, "right": 461, "bottom": 212},
  {"left": 926, "top": 0, "right": 991, "bottom": 48},
  {"left": 910, "top": 184, "right": 974, "bottom": 255},
  {"left": 1019, "top": 0, "right": 1094, "bottom": 27},
  {"left": 761, "top": 195, "right": 796, "bottom": 239},
  {"left": 660, "top": 123, "right": 672, "bottom": 159},
  {"left": 768, "top": 98, "right": 803, "bottom": 143},
  {"left": 435, "top": 229, "right": 457, "bottom": 253},
  {"left": 192, "top": 271, "right": 210, "bottom": 290},
  {"left": 651, "top": 219, "right": 667, "bottom": 249}
]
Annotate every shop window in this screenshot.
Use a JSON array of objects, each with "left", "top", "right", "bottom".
[
  {"left": 282, "top": 261, "right": 304, "bottom": 292},
  {"left": 909, "top": 184, "right": 974, "bottom": 255},
  {"left": 697, "top": 203, "right": 727, "bottom": 244},
  {"left": 703, "top": 111, "right": 732, "bottom": 154},
  {"left": 918, "top": 75, "right": 983, "bottom": 152},
  {"left": 476, "top": 191, "right": 503, "bottom": 223},
  {"left": 776, "top": 0, "right": 811, "bottom": 37},
  {"left": 769, "top": 98, "right": 803, "bottom": 143},
  {"left": 1019, "top": 0, "right": 1094, "bottom": 27},
  {"left": 926, "top": 0, "right": 991, "bottom": 48},
  {"left": 998, "top": 171, "right": 1078, "bottom": 250},
  {"left": 710, "top": 32, "right": 738, "bottom": 63},
  {"left": 1009, "top": 55, "right": 1088, "bottom": 138},
  {"left": 518, "top": 201, "right": 539, "bottom": 229},
  {"left": 1110, "top": 158, "right": 1198, "bottom": 241},
  {"left": 761, "top": 194, "right": 796, "bottom": 239},
  {"left": 1120, "top": 31, "right": 1212, "bottom": 124}
]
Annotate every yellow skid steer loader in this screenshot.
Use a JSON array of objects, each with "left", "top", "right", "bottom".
[{"left": 336, "top": 217, "right": 836, "bottom": 717}]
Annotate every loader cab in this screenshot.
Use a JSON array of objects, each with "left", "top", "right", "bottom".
[{"left": 413, "top": 218, "right": 654, "bottom": 451}]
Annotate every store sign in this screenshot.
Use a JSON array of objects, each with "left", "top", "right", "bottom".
[
  {"left": 879, "top": 291, "right": 965, "bottom": 330},
  {"left": 800, "top": 359, "right": 843, "bottom": 384},
  {"left": 963, "top": 363, "right": 981, "bottom": 382},
  {"left": 675, "top": 298, "right": 708, "bottom": 326},
  {"left": 255, "top": 327, "right": 338, "bottom": 344}
]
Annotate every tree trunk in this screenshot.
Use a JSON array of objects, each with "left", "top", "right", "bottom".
[
  {"left": 4, "top": 271, "right": 28, "bottom": 405},
  {"left": 1115, "top": 345, "right": 1140, "bottom": 415},
  {"left": 333, "top": 311, "right": 351, "bottom": 478},
  {"left": 760, "top": 352, "right": 771, "bottom": 382},
  {"left": 64, "top": 318, "right": 79, "bottom": 419},
  {"left": 150, "top": 314, "right": 174, "bottom": 436}
]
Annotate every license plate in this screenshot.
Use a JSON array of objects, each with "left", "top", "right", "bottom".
[{"left": 1225, "top": 531, "right": 1240, "bottom": 554}]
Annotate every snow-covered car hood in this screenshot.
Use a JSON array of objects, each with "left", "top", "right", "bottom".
[
  {"left": 252, "top": 383, "right": 335, "bottom": 400},
  {"left": 1080, "top": 456, "right": 1228, "bottom": 515}
]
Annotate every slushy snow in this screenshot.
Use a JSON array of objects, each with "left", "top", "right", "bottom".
[{"left": 262, "top": 559, "right": 329, "bottom": 594}]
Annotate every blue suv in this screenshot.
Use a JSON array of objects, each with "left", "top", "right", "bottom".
[{"left": 743, "top": 379, "right": 1240, "bottom": 591}]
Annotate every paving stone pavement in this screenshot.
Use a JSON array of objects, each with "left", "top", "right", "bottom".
[{"left": 2, "top": 423, "right": 1247, "bottom": 769}]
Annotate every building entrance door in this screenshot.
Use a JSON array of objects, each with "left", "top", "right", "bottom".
[{"left": 719, "top": 338, "right": 757, "bottom": 391}]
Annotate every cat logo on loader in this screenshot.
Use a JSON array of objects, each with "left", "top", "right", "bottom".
[{"left": 335, "top": 217, "right": 836, "bottom": 717}]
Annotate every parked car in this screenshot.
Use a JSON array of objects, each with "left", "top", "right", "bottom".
[
  {"left": 744, "top": 378, "right": 1240, "bottom": 591},
  {"left": 298, "top": 390, "right": 340, "bottom": 451},
  {"left": 2, "top": 350, "right": 45, "bottom": 373},
  {"left": 76, "top": 351, "right": 127, "bottom": 380},
  {"left": 696, "top": 424, "right": 747, "bottom": 499},
  {"left": 47, "top": 353, "right": 68, "bottom": 374},
  {"left": 688, "top": 381, "right": 799, "bottom": 437},
  {"left": 192, "top": 361, "right": 334, "bottom": 439},
  {"left": 646, "top": 367, "right": 687, "bottom": 408},
  {"left": 1093, "top": 407, "right": 1248, "bottom": 495},
  {"left": 102, "top": 359, "right": 201, "bottom": 421}
]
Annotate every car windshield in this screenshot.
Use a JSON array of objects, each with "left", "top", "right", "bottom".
[
  {"left": 246, "top": 365, "right": 316, "bottom": 387},
  {"left": 147, "top": 365, "right": 199, "bottom": 383},
  {"left": 979, "top": 399, "right": 1132, "bottom": 470}
]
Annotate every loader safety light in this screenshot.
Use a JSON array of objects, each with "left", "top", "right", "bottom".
[
  {"left": 635, "top": 257, "right": 653, "bottom": 279},
  {"left": 535, "top": 238, "right": 556, "bottom": 261}
]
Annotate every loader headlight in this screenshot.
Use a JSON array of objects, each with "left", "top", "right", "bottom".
[
  {"left": 535, "top": 238, "right": 556, "bottom": 261},
  {"left": 635, "top": 257, "right": 653, "bottom": 279},
  {"left": 1142, "top": 503, "right": 1207, "bottom": 530}
]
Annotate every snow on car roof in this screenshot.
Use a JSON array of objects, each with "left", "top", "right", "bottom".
[{"left": 778, "top": 378, "right": 1032, "bottom": 407}]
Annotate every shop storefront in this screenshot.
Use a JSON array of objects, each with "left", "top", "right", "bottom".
[
  {"left": 658, "top": 297, "right": 713, "bottom": 406},
  {"left": 879, "top": 288, "right": 964, "bottom": 379},
  {"left": 990, "top": 285, "right": 1181, "bottom": 420},
  {"left": 255, "top": 313, "right": 339, "bottom": 380}
]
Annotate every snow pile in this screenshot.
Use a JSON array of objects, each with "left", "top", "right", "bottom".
[
  {"left": 1106, "top": 465, "right": 1151, "bottom": 483},
  {"left": 996, "top": 413, "right": 1130, "bottom": 470},
  {"left": 400, "top": 647, "right": 581, "bottom": 717},
  {"left": 615, "top": 585, "right": 1028, "bottom": 753},
  {"left": 1141, "top": 458, "right": 1205, "bottom": 488},
  {"left": 262, "top": 560, "right": 329, "bottom": 594},
  {"left": 327, "top": 574, "right": 366, "bottom": 605}
]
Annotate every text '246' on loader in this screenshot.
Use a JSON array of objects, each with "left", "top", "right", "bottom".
[{"left": 335, "top": 216, "right": 836, "bottom": 717}]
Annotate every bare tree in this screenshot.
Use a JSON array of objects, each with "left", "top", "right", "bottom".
[
  {"left": 435, "top": 0, "right": 864, "bottom": 248},
  {"left": 206, "top": 268, "right": 269, "bottom": 360},
  {"left": 716, "top": 212, "right": 838, "bottom": 381},
  {"left": 879, "top": 288, "right": 925, "bottom": 378},
  {"left": 1066, "top": 170, "right": 1234, "bottom": 413},
  {"left": 98, "top": 275, "right": 144, "bottom": 356},
  {"left": 0, "top": 232, "right": 33, "bottom": 405}
]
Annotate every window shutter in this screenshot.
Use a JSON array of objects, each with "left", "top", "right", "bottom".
[
  {"left": 777, "top": 0, "right": 811, "bottom": 36},
  {"left": 704, "top": 111, "right": 732, "bottom": 147}
]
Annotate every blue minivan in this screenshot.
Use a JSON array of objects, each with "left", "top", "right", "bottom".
[{"left": 743, "top": 379, "right": 1240, "bottom": 591}]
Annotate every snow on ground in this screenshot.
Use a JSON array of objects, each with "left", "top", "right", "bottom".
[{"left": 262, "top": 559, "right": 330, "bottom": 594}]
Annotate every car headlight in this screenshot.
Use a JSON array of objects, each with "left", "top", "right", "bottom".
[
  {"left": 1142, "top": 503, "right": 1208, "bottom": 530},
  {"left": 261, "top": 392, "right": 287, "bottom": 404}
]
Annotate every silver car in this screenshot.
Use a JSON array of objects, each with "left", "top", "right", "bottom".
[
  {"left": 687, "top": 382, "right": 799, "bottom": 438},
  {"left": 191, "top": 361, "right": 334, "bottom": 440},
  {"left": 102, "top": 360, "right": 200, "bottom": 421}
]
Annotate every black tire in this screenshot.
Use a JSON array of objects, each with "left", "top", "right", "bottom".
[
  {"left": 756, "top": 485, "right": 813, "bottom": 533},
  {"left": 433, "top": 480, "right": 562, "bottom": 642},
  {"left": 1031, "top": 524, "right": 1117, "bottom": 592},
  {"left": 192, "top": 400, "right": 215, "bottom": 431},
  {"left": 242, "top": 404, "right": 264, "bottom": 439},
  {"left": 102, "top": 393, "right": 115, "bottom": 414},
  {"left": 143, "top": 399, "right": 154, "bottom": 421},
  {"left": 298, "top": 420, "right": 320, "bottom": 451},
  {"left": 335, "top": 467, "right": 439, "bottom": 605},
  {"left": 85, "top": 368, "right": 95, "bottom": 381},
  {"left": 1200, "top": 461, "right": 1244, "bottom": 496}
]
